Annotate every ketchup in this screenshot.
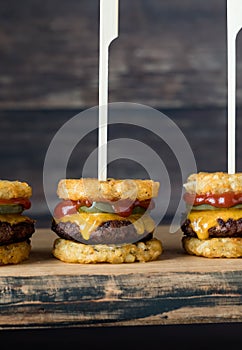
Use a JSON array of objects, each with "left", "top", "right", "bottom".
[
  {"left": 111, "top": 199, "right": 153, "bottom": 217},
  {"left": 183, "top": 191, "right": 242, "bottom": 208},
  {"left": 54, "top": 198, "right": 154, "bottom": 219},
  {"left": 0, "top": 197, "right": 31, "bottom": 209}
]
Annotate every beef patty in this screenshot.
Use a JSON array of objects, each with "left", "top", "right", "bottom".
[
  {"left": 181, "top": 217, "right": 242, "bottom": 238},
  {"left": 51, "top": 219, "right": 153, "bottom": 245},
  {"left": 0, "top": 219, "right": 35, "bottom": 245}
]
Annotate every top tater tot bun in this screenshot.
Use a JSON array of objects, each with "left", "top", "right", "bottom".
[
  {"left": 57, "top": 178, "right": 160, "bottom": 202},
  {"left": 0, "top": 180, "right": 32, "bottom": 199},
  {"left": 183, "top": 172, "right": 242, "bottom": 195}
]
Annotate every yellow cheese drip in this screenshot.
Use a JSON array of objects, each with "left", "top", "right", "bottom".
[
  {"left": 0, "top": 214, "right": 29, "bottom": 225},
  {"left": 188, "top": 209, "right": 242, "bottom": 240},
  {"left": 56, "top": 212, "right": 155, "bottom": 240}
]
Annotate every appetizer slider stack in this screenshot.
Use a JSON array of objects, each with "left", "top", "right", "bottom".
[
  {"left": 0, "top": 180, "right": 35, "bottom": 264},
  {"left": 181, "top": 172, "right": 242, "bottom": 258},
  {"left": 51, "top": 178, "right": 163, "bottom": 263}
]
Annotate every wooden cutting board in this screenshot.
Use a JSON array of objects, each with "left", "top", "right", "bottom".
[{"left": 0, "top": 226, "right": 241, "bottom": 329}]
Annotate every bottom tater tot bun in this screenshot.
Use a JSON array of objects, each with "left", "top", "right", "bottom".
[
  {"left": 181, "top": 172, "right": 242, "bottom": 258},
  {"left": 51, "top": 178, "right": 163, "bottom": 264},
  {"left": 53, "top": 237, "right": 162, "bottom": 264},
  {"left": 0, "top": 179, "right": 35, "bottom": 264},
  {"left": 182, "top": 237, "right": 242, "bottom": 258},
  {"left": 0, "top": 241, "right": 31, "bottom": 265}
]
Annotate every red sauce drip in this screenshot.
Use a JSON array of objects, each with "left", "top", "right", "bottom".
[
  {"left": 54, "top": 198, "right": 154, "bottom": 219},
  {"left": 0, "top": 197, "right": 31, "bottom": 209},
  {"left": 183, "top": 191, "right": 242, "bottom": 208},
  {"left": 111, "top": 199, "right": 154, "bottom": 217}
]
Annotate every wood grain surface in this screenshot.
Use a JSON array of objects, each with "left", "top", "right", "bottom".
[
  {"left": 0, "top": 0, "right": 238, "bottom": 110},
  {"left": 0, "top": 226, "right": 242, "bottom": 330}
]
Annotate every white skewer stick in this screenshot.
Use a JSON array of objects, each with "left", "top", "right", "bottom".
[
  {"left": 227, "top": 0, "right": 242, "bottom": 174},
  {"left": 98, "top": 0, "right": 119, "bottom": 180}
]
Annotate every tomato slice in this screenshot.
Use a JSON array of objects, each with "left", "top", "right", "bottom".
[
  {"left": 54, "top": 200, "right": 78, "bottom": 218},
  {"left": 53, "top": 199, "right": 92, "bottom": 219},
  {"left": 0, "top": 197, "right": 31, "bottom": 209},
  {"left": 111, "top": 199, "right": 154, "bottom": 217},
  {"left": 183, "top": 191, "right": 242, "bottom": 208}
]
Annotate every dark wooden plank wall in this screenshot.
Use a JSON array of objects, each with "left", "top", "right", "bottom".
[
  {"left": 0, "top": 0, "right": 235, "bottom": 109},
  {"left": 0, "top": 0, "right": 241, "bottom": 227}
]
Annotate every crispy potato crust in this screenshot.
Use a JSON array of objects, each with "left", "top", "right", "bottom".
[
  {"left": 183, "top": 172, "right": 242, "bottom": 194},
  {"left": 182, "top": 236, "right": 242, "bottom": 258},
  {"left": 0, "top": 180, "right": 32, "bottom": 199},
  {"left": 0, "top": 240, "right": 31, "bottom": 265},
  {"left": 57, "top": 178, "right": 160, "bottom": 201},
  {"left": 52, "top": 237, "right": 162, "bottom": 264}
]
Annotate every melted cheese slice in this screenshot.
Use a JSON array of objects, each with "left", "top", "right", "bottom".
[
  {"left": 55, "top": 212, "right": 155, "bottom": 240},
  {"left": 0, "top": 214, "right": 29, "bottom": 225},
  {"left": 188, "top": 209, "right": 242, "bottom": 240}
]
